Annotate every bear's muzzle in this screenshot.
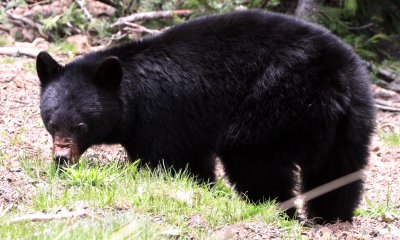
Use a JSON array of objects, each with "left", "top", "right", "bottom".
[{"left": 52, "top": 136, "right": 81, "bottom": 167}]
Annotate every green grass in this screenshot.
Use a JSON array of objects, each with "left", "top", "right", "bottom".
[
  {"left": 0, "top": 149, "right": 5, "bottom": 167},
  {"left": 0, "top": 57, "right": 16, "bottom": 65},
  {"left": 0, "top": 213, "right": 160, "bottom": 240},
  {"left": 355, "top": 186, "right": 398, "bottom": 221},
  {"left": 23, "top": 60, "right": 36, "bottom": 73},
  {"left": 0, "top": 36, "right": 8, "bottom": 47},
  {"left": 1, "top": 157, "right": 299, "bottom": 239},
  {"left": 379, "top": 132, "right": 400, "bottom": 146},
  {"left": 48, "top": 41, "right": 78, "bottom": 58}
]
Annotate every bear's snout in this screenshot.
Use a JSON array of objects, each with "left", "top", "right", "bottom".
[{"left": 52, "top": 136, "right": 81, "bottom": 167}]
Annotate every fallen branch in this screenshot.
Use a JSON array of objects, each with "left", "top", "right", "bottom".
[
  {"left": 375, "top": 99, "right": 400, "bottom": 112},
  {"left": 112, "top": 10, "right": 192, "bottom": 27},
  {"left": 10, "top": 210, "right": 87, "bottom": 223},
  {"left": 372, "top": 85, "right": 399, "bottom": 100},
  {"left": 123, "top": 22, "right": 161, "bottom": 35},
  {"left": 6, "top": 11, "right": 47, "bottom": 39},
  {"left": 0, "top": 47, "right": 40, "bottom": 58},
  {"left": 366, "top": 61, "right": 400, "bottom": 83}
]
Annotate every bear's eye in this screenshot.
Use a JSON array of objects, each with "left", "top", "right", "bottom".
[
  {"left": 47, "top": 120, "right": 57, "bottom": 132},
  {"left": 76, "top": 122, "right": 88, "bottom": 133}
]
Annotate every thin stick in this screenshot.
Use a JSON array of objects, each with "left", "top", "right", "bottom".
[
  {"left": 0, "top": 204, "right": 13, "bottom": 218},
  {"left": 123, "top": 22, "right": 161, "bottom": 34},
  {"left": 75, "top": 0, "right": 93, "bottom": 22},
  {"left": 10, "top": 210, "right": 87, "bottom": 223},
  {"left": 280, "top": 170, "right": 363, "bottom": 211},
  {"left": 112, "top": 10, "right": 192, "bottom": 27},
  {"left": 375, "top": 103, "right": 400, "bottom": 112}
]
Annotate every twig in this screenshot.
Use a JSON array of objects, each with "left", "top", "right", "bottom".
[
  {"left": 123, "top": 22, "right": 161, "bottom": 35},
  {"left": 75, "top": 0, "right": 93, "bottom": 22},
  {"left": 30, "top": 0, "right": 51, "bottom": 7},
  {"left": 280, "top": 170, "right": 363, "bottom": 211},
  {"left": 10, "top": 210, "right": 87, "bottom": 223},
  {"left": 0, "top": 204, "right": 13, "bottom": 218},
  {"left": 66, "top": 22, "right": 82, "bottom": 34},
  {"left": 0, "top": 47, "right": 40, "bottom": 58},
  {"left": 372, "top": 85, "right": 399, "bottom": 100},
  {"left": 375, "top": 103, "right": 400, "bottom": 112},
  {"left": 348, "top": 23, "right": 373, "bottom": 30},
  {"left": 112, "top": 10, "right": 193, "bottom": 27},
  {"left": 95, "top": 0, "right": 117, "bottom": 8}
]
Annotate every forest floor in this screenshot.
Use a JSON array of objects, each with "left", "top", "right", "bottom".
[{"left": 0, "top": 53, "right": 400, "bottom": 239}]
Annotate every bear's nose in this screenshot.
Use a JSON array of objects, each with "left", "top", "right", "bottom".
[
  {"left": 54, "top": 154, "right": 70, "bottom": 168},
  {"left": 54, "top": 146, "right": 72, "bottom": 169}
]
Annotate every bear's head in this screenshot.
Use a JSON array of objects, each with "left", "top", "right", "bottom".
[{"left": 36, "top": 51, "right": 123, "bottom": 167}]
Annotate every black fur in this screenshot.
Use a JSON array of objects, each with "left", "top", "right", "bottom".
[{"left": 37, "top": 10, "right": 375, "bottom": 223}]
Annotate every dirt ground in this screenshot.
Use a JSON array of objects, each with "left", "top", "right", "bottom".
[{"left": 0, "top": 55, "right": 399, "bottom": 239}]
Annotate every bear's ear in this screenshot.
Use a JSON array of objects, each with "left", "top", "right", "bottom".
[
  {"left": 94, "top": 56, "right": 123, "bottom": 90},
  {"left": 36, "top": 51, "right": 62, "bottom": 87}
]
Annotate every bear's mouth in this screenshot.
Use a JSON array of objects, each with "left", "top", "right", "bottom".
[{"left": 52, "top": 136, "right": 81, "bottom": 168}]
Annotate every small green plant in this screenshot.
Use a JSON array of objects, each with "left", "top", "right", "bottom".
[
  {"left": 9, "top": 127, "right": 27, "bottom": 146},
  {"left": 381, "top": 60, "right": 400, "bottom": 74},
  {"left": 0, "top": 35, "right": 8, "bottom": 47},
  {"left": 5, "top": 0, "right": 27, "bottom": 9},
  {"left": 355, "top": 186, "right": 398, "bottom": 220},
  {"left": 88, "top": 19, "right": 112, "bottom": 39},
  {"left": 23, "top": 61, "right": 36, "bottom": 73},
  {"left": 60, "top": 160, "right": 133, "bottom": 187},
  {"left": 0, "top": 150, "right": 5, "bottom": 167},
  {"left": 48, "top": 41, "right": 78, "bottom": 56},
  {"left": 379, "top": 132, "right": 400, "bottom": 146},
  {"left": 0, "top": 57, "right": 15, "bottom": 64},
  {"left": 40, "top": 3, "right": 88, "bottom": 40}
]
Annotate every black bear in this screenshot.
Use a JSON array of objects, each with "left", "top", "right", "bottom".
[{"left": 36, "top": 10, "right": 375, "bottom": 223}]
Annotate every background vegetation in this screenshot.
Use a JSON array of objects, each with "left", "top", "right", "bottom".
[{"left": 1, "top": 0, "right": 399, "bottom": 64}]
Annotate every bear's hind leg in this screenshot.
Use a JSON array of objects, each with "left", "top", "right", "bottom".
[
  {"left": 219, "top": 146, "right": 297, "bottom": 217},
  {"left": 300, "top": 127, "right": 371, "bottom": 224}
]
